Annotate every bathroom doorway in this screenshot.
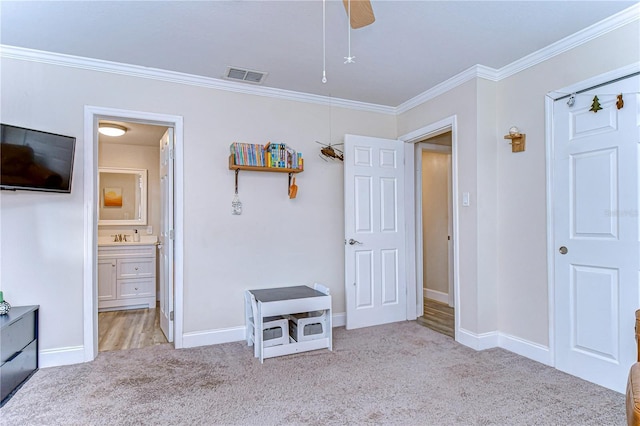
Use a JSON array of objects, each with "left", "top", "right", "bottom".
[
  {"left": 415, "top": 133, "right": 454, "bottom": 338},
  {"left": 97, "top": 121, "right": 169, "bottom": 352},
  {"left": 83, "top": 106, "right": 184, "bottom": 361}
]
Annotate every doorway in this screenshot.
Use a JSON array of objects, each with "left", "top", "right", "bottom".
[
  {"left": 399, "top": 115, "right": 460, "bottom": 339},
  {"left": 83, "top": 106, "right": 184, "bottom": 362},
  {"left": 97, "top": 120, "right": 168, "bottom": 352},
  {"left": 415, "top": 135, "right": 454, "bottom": 338}
]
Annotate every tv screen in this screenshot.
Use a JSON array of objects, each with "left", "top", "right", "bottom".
[{"left": 1, "top": 124, "right": 76, "bottom": 193}]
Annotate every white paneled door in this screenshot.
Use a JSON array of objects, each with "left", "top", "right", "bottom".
[
  {"left": 344, "top": 134, "right": 406, "bottom": 329},
  {"left": 159, "top": 128, "right": 175, "bottom": 342},
  {"left": 553, "top": 75, "right": 639, "bottom": 393}
]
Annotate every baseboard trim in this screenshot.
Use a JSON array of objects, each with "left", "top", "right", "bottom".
[
  {"left": 182, "top": 312, "right": 347, "bottom": 349},
  {"left": 456, "top": 328, "right": 551, "bottom": 365},
  {"left": 182, "top": 326, "right": 246, "bottom": 348},
  {"left": 40, "top": 346, "right": 86, "bottom": 368},
  {"left": 456, "top": 328, "right": 499, "bottom": 350},
  {"left": 498, "top": 332, "right": 552, "bottom": 366},
  {"left": 331, "top": 312, "right": 346, "bottom": 327},
  {"left": 425, "top": 289, "right": 449, "bottom": 304}
]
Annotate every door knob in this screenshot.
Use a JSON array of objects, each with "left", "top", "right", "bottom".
[
  {"left": 348, "top": 239, "right": 363, "bottom": 246},
  {"left": 559, "top": 246, "right": 568, "bottom": 255}
]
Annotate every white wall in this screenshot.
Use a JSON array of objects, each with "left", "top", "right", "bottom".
[
  {"left": 0, "top": 57, "right": 396, "bottom": 354},
  {"left": 1, "top": 16, "right": 637, "bottom": 366},
  {"left": 495, "top": 20, "right": 640, "bottom": 346},
  {"left": 421, "top": 151, "right": 450, "bottom": 295},
  {"left": 398, "top": 80, "right": 482, "bottom": 334},
  {"left": 398, "top": 19, "right": 639, "bottom": 351}
]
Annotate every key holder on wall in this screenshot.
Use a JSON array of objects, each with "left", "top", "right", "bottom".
[{"left": 232, "top": 169, "right": 242, "bottom": 215}]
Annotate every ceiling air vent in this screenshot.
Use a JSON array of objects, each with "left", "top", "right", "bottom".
[{"left": 224, "top": 66, "right": 268, "bottom": 85}]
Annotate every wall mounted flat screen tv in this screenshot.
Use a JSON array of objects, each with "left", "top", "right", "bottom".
[{"left": 1, "top": 124, "right": 76, "bottom": 193}]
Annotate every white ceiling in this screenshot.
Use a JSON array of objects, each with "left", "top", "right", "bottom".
[
  {"left": 98, "top": 121, "right": 168, "bottom": 147},
  {"left": 1, "top": 1, "right": 637, "bottom": 107}
]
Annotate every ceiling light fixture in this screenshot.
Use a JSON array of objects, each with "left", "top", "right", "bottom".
[{"left": 99, "top": 124, "right": 127, "bottom": 137}]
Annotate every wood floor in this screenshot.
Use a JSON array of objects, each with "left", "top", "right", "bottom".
[
  {"left": 98, "top": 305, "right": 167, "bottom": 352},
  {"left": 417, "top": 298, "right": 455, "bottom": 338}
]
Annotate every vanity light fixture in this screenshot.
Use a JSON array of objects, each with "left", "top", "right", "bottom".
[{"left": 98, "top": 124, "right": 127, "bottom": 137}]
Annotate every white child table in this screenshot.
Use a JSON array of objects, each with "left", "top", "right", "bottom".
[{"left": 245, "top": 285, "right": 332, "bottom": 363}]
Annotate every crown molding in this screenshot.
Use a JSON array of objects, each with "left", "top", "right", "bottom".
[
  {"left": 395, "top": 3, "right": 640, "bottom": 114},
  {"left": 496, "top": 3, "right": 640, "bottom": 81},
  {"left": 394, "top": 65, "right": 499, "bottom": 114},
  {"left": 2, "top": 4, "right": 638, "bottom": 117},
  {"left": 0, "top": 45, "right": 396, "bottom": 116}
]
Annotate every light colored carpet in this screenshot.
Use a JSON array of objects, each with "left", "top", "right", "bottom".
[{"left": 0, "top": 321, "right": 625, "bottom": 425}]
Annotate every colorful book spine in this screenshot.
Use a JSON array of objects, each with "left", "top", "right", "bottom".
[{"left": 230, "top": 142, "right": 302, "bottom": 169}]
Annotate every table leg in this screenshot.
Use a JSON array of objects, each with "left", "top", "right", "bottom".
[{"left": 257, "top": 301, "right": 264, "bottom": 363}]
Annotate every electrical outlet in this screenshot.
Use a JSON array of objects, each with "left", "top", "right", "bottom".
[{"left": 146, "top": 225, "right": 153, "bottom": 235}]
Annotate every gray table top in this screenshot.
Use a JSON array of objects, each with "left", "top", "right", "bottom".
[
  {"left": 248, "top": 285, "right": 327, "bottom": 303},
  {"left": 0, "top": 305, "right": 39, "bottom": 328}
]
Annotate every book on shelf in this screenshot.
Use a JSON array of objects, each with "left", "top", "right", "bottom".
[
  {"left": 230, "top": 142, "right": 265, "bottom": 167},
  {"left": 231, "top": 141, "right": 302, "bottom": 170}
]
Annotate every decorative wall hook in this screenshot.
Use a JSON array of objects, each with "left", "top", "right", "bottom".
[
  {"left": 567, "top": 93, "right": 576, "bottom": 107},
  {"left": 590, "top": 95, "right": 602, "bottom": 113},
  {"left": 616, "top": 94, "right": 624, "bottom": 110}
]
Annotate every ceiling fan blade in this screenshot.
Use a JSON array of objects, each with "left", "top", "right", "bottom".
[{"left": 342, "top": 0, "right": 375, "bottom": 29}]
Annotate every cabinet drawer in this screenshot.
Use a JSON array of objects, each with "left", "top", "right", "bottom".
[
  {"left": 117, "top": 258, "right": 154, "bottom": 279},
  {"left": 117, "top": 278, "right": 155, "bottom": 299},
  {"left": 0, "top": 312, "right": 35, "bottom": 364},
  {"left": 0, "top": 339, "right": 37, "bottom": 402}
]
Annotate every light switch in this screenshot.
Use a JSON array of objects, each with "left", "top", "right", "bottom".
[{"left": 462, "top": 192, "right": 470, "bottom": 207}]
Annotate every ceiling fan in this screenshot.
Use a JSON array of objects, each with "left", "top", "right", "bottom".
[
  {"left": 342, "top": 0, "right": 375, "bottom": 29},
  {"left": 321, "top": 0, "right": 374, "bottom": 82}
]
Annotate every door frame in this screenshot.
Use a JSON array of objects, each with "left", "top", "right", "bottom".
[
  {"left": 544, "top": 63, "right": 640, "bottom": 368},
  {"left": 83, "top": 106, "right": 184, "bottom": 361},
  {"left": 400, "top": 115, "right": 460, "bottom": 339}
]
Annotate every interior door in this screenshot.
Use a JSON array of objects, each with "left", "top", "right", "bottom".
[
  {"left": 553, "top": 75, "right": 639, "bottom": 393},
  {"left": 344, "top": 134, "right": 406, "bottom": 329},
  {"left": 159, "top": 128, "right": 174, "bottom": 342}
]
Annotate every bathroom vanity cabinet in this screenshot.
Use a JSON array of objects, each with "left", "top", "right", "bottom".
[{"left": 98, "top": 243, "right": 157, "bottom": 311}]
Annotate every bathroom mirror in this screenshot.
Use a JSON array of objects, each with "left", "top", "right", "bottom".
[{"left": 98, "top": 168, "right": 147, "bottom": 225}]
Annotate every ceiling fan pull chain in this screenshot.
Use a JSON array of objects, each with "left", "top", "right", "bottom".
[
  {"left": 322, "top": 0, "right": 327, "bottom": 83},
  {"left": 344, "top": 0, "right": 355, "bottom": 64}
]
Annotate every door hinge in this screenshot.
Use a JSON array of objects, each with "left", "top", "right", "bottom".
[
  {"left": 170, "top": 311, "right": 174, "bottom": 321},
  {"left": 169, "top": 229, "right": 175, "bottom": 240},
  {"left": 169, "top": 149, "right": 174, "bottom": 160}
]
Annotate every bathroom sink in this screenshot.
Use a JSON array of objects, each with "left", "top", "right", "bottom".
[{"left": 97, "top": 235, "right": 158, "bottom": 246}]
